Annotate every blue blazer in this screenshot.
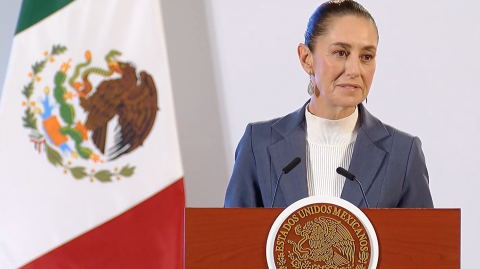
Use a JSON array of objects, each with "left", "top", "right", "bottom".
[{"left": 224, "top": 102, "right": 434, "bottom": 208}]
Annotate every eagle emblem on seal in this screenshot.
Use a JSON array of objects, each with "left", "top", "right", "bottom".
[{"left": 287, "top": 217, "right": 355, "bottom": 268}]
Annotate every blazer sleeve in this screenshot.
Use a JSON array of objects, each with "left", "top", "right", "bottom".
[
  {"left": 397, "top": 137, "right": 434, "bottom": 208},
  {"left": 224, "top": 123, "right": 264, "bottom": 207}
]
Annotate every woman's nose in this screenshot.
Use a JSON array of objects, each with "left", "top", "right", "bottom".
[{"left": 344, "top": 56, "right": 361, "bottom": 78}]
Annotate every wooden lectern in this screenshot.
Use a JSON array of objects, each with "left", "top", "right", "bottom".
[{"left": 185, "top": 208, "right": 460, "bottom": 269}]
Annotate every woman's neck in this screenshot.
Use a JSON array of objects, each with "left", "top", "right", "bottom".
[{"left": 308, "top": 97, "right": 356, "bottom": 120}]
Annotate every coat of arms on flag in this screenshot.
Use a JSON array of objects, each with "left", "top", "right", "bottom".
[{"left": 21, "top": 45, "right": 159, "bottom": 182}]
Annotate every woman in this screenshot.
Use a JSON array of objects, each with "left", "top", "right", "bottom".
[{"left": 224, "top": 0, "right": 433, "bottom": 208}]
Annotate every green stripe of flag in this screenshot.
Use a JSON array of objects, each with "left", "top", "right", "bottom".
[{"left": 15, "top": 0, "right": 75, "bottom": 34}]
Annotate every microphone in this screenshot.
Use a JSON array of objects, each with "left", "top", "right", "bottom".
[
  {"left": 336, "top": 167, "right": 370, "bottom": 208},
  {"left": 271, "top": 157, "right": 301, "bottom": 208}
]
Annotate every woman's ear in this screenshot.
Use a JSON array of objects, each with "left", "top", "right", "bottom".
[{"left": 297, "top": 43, "right": 314, "bottom": 74}]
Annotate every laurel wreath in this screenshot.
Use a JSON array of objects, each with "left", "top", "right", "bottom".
[
  {"left": 22, "top": 44, "right": 135, "bottom": 183},
  {"left": 277, "top": 253, "right": 287, "bottom": 269},
  {"left": 358, "top": 251, "right": 369, "bottom": 264}
]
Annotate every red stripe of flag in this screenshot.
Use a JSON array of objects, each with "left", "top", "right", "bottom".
[{"left": 20, "top": 178, "right": 185, "bottom": 269}]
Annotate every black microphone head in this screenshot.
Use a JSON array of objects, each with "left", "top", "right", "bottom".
[
  {"left": 283, "top": 157, "right": 301, "bottom": 174},
  {"left": 336, "top": 167, "right": 356, "bottom": 181}
]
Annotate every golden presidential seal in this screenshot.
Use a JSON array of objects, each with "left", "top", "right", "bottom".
[{"left": 266, "top": 197, "right": 378, "bottom": 269}]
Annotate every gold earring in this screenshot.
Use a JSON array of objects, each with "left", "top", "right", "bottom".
[{"left": 307, "top": 74, "right": 314, "bottom": 95}]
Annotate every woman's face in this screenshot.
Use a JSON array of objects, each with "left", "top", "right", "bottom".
[{"left": 309, "top": 15, "right": 378, "bottom": 109}]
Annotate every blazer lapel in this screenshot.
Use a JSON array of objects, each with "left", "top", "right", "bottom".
[
  {"left": 268, "top": 125, "right": 308, "bottom": 206},
  {"left": 341, "top": 104, "right": 389, "bottom": 207},
  {"left": 268, "top": 103, "right": 309, "bottom": 206}
]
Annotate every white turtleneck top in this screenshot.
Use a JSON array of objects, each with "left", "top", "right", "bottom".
[{"left": 305, "top": 106, "right": 360, "bottom": 197}]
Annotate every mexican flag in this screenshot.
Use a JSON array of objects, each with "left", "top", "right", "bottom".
[{"left": 0, "top": 0, "right": 184, "bottom": 268}]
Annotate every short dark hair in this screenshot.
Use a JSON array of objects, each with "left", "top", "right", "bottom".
[{"left": 305, "top": 0, "right": 378, "bottom": 52}]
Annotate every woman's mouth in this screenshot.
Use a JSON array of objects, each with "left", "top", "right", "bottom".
[{"left": 337, "top": 84, "right": 361, "bottom": 90}]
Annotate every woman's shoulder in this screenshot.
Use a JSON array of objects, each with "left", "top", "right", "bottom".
[
  {"left": 383, "top": 123, "right": 417, "bottom": 139},
  {"left": 365, "top": 114, "right": 422, "bottom": 154},
  {"left": 249, "top": 104, "right": 306, "bottom": 135},
  {"left": 243, "top": 117, "right": 282, "bottom": 143},
  {"left": 249, "top": 116, "right": 282, "bottom": 131},
  {"left": 359, "top": 104, "right": 419, "bottom": 142}
]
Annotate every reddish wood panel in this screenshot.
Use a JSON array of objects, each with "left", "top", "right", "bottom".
[{"left": 185, "top": 208, "right": 460, "bottom": 269}]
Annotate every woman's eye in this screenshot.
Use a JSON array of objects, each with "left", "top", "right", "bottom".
[
  {"left": 361, "top": 54, "right": 374, "bottom": 61},
  {"left": 335, "top": 50, "right": 348, "bottom": 57}
]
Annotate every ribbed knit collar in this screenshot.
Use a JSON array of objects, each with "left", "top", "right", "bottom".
[{"left": 305, "top": 105, "right": 359, "bottom": 145}]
